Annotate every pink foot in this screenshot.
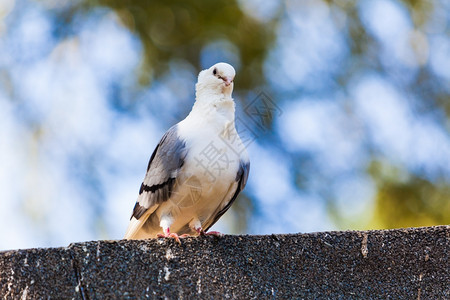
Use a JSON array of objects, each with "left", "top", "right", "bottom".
[
  {"left": 157, "top": 229, "right": 183, "bottom": 244},
  {"left": 195, "top": 227, "right": 223, "bottom": 237},
  {"left": 204, "top": 230, "right": 224, "bottom": 237}
]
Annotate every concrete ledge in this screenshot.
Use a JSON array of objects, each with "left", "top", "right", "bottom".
[{"left": 1, "top": 226, "right": 448, "bottom": 299}]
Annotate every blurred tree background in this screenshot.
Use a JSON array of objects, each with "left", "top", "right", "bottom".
[{"left": 0, "top": 0, "right": 448, "bottom": 250}]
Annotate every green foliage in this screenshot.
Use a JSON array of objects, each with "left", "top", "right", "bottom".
[
  {"left": 81, "top": 0, "right": 279, "bottom": 90},
  {"left": 369, "top": 161, "right": 450, "bottom": 229}
]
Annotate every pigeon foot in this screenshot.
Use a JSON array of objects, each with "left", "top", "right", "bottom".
[
  {"left": 195, "top": 227, "right": 223, "bottom": 237},
  {"left": 157, "top": 232, "right": 183, "bottom": 244}
]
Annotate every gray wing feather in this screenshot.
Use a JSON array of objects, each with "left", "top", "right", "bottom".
[
  {"left": 204, "top": 159, "right": 250, "bottom": 231},
  {"left": 131, "top": 125, "right": 186, "bottom": 220}
]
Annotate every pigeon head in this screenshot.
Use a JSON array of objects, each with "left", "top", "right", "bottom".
[{"left": 196, "top": 62, "right": 236, "bottom": 98}]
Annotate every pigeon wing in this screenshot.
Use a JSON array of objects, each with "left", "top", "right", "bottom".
[
  {"left": 203, "top": 159, "right": 250, "bottom": 232},
  {"left": 124, "top": 125, "right": 186, "bottom": 239}
]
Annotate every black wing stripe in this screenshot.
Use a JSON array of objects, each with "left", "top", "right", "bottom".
[
  {"left": 139, "top": 179, "right": 175, "bottom": 195},
  {"left": 130, "top": 125, "right": 186, "bottom": 220}
]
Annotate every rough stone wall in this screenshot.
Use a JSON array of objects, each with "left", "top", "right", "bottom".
[{"left": 0, "top": 226, "right": 448, "bottom": 299}]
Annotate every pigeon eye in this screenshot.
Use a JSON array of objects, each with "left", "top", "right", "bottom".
[{"left": 213, "top": 68, "right": 217, "bottom": 75}]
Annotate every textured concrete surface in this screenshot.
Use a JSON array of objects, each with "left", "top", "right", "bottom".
[{"left": 0, "top": 226, "right": 448, "bottom": 299}]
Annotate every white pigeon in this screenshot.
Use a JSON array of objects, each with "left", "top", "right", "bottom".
[{"left": 124, "top": 62, "right": 250, "bottom": 242}]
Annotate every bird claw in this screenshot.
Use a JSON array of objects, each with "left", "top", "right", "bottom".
[
  {"left": 196, "top": 228, "right": 223, "bottom": 237},
  {"left": 157, "top": 232, "right": 183, "bottom": 244},
  {"left": 203, "top": 230, "right": 224, "bottom": 237}
]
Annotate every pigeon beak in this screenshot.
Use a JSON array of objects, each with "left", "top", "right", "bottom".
[{"left": 223, "top": 77, "right": 233, "bottom": 87}]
